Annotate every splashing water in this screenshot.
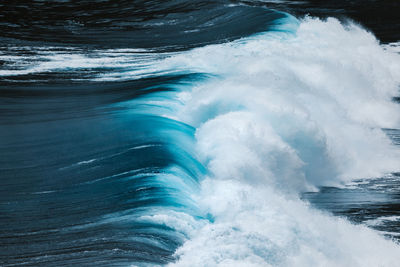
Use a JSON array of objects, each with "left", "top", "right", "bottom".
[{"left": 129, "top": 16, "right": 400, "bottom": 266}]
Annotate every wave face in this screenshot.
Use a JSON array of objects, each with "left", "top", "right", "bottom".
[
  {"left": 1, "top": 1, "right": 400, "bottom": 266},
  {"left": 161, "top": 18, "right": 400, "bottom": 266}
]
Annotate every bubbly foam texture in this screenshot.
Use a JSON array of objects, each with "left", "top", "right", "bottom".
[
  {"left": 168, "top": 180, "right": 400, "bottom": 267},
  {"left": 138, "top": 17, "right": 400, "bottom": 266},
  {"left": 169, "top": 17, "right": 400, "bottom": 187}
]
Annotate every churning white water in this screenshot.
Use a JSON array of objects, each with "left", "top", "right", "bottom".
[{"left": 130, "top": 16, "right": 400, "bottom": 266}]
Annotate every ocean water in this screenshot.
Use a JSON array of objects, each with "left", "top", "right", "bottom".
[{"left": 1, "top": 1, "right": 400, "bottom": 266}]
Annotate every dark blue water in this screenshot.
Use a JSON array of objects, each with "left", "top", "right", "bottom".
[{"left": 1, "top": 1, "right": 400, "bottom": 266}]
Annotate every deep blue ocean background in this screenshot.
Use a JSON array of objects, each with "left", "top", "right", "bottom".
[{"left": 1, "top": 1, "right": 400, "bottom": 266}]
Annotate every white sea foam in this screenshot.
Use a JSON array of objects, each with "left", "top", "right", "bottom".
[
  {"left": 142, "top": 17, "right": 400, "bottom": 266},
  {"left": 169, "top": 16, "right": 400, "bottom": 186},
  {"left": 169, "top": 179, "right": 400, "bottom": 267},
  {"left": 0, "top": 47, "right": 174, "bottom": 79}
]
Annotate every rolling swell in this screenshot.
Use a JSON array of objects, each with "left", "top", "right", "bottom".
[
  {"left": 0, "top": 80, "right": 202, "bottom": 265},
  {"left": 0, "top": 0, "right": 286, "bottom": 49}
]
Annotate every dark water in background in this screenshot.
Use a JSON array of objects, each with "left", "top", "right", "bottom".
[{"left": 1, "top": 1, "right": 400, "bottom": 266}]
